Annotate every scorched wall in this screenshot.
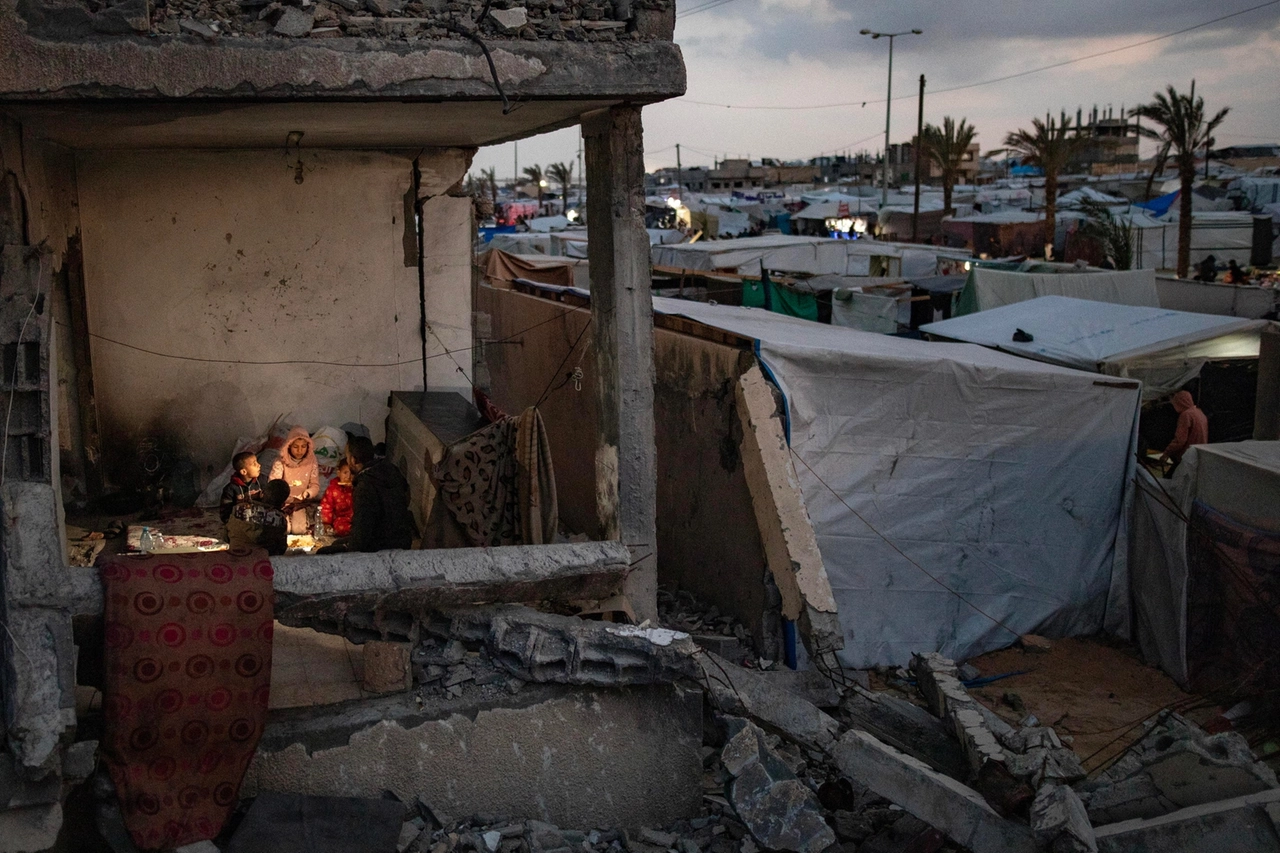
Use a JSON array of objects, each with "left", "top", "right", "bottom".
[{"left": 75, "top": 148, "right": 472, "bottom": 487}]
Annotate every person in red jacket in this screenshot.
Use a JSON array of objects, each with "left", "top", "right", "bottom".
[
  {"left": 1161, "top": 390, "right": 1209, "bottom": 472},
  {"left": 319, "top": 459, "right": 355, "bottom": 537}
]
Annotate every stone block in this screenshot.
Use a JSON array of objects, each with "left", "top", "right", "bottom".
[
  {"left": 696, "top": 653, "right": 840, "bottom": 752},
  {"left": 486, "top": 607, "right": 700, "bottom": 686},
  {"left": 0, "top": 754, "right": 60, "bottom": 809},
  {"left": 720, "top": 719, "right": 835, "bottom": 853},
  {"left": 61, "top": 740, "right": 98, "bottom": 781},
  {"left": 274, "top": 7, "right": 314, "bottom": 36},
  {"left": 1031, "top": 784, "right": 1096, "bottom": 853},
  {"left": 490, "top": 6, "right": 529, "bottom": 32},
  {"left": 1095, "top": 788, "right": 1280, "bottom": 853},
  {"left": 363, "top": 640, "right": 411, "bottom": 693},
  {"left": 0, "top": 802, "right": 62, "bottom": 853},
  {"left": 834, "top": 730, "right": 1038, "bottom": 853},
  {"left": 245, "top": 684, "right": 701, "bottom": 832}
]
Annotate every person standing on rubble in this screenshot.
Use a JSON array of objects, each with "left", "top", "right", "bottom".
[{"left": 1160, "top": 390, "right": 1209, "bottom": 475}]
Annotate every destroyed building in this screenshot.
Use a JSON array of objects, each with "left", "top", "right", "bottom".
[
  {"left": 0, "top": 0, "right": 698, "bottom": 845},
  {"left": 3, "top": 2, "right": 1280, "bottom": 852}
]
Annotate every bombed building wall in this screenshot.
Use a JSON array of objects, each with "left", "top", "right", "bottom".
[
  {"left": 476, "top": 285, "right": 776, "bottom": 650},
  {"left": 74, "top": 148, "right": 474, "bottom": 489}
]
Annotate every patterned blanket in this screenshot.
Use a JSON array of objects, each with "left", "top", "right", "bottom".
[
  {"left": 100, "top": 548, "right": 274, "bottom": 850},
  {"left": 433, "top": 407, "right": 558, "bottom": 547}
]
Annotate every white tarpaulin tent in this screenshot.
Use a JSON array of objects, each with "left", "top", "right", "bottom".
[
  {"left": 651, "top": 297, "right": 1140, "bottom": 667},
  {"left": 922, "top": 295, "right": 1266, "bottom": 399},
  {"left": 1130, "top": 441, "right": 1280, "bottom": 686},
  {"left": 957, "top": 268, "right": 1159, "bottom": 314},
  {"left": 652, "top": 235, "right": 967, "bottom": 279}
]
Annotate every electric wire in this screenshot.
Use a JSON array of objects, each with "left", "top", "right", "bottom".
[
  {"left": 1, "top": 265, "right": 44, "bottom": 486},
  {"left": 669, "top": 1, "right": 1280, "bottom": 110},
  {"left": 56, "top": 303, "right": 585, "bottom": 368}
]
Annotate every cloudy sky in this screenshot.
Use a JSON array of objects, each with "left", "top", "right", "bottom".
[{"left": 470, "top": 0, "right": 1280, "bottom": 182}]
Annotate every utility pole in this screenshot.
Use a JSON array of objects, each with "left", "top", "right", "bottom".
[
  {"left": 577, "top": 134, "right": 584, "bottom": 208},
  {"left": 514, "top": 140, "right": 519, "bottom": 187},
  {"left": 912, "top": 73, "right": 925, "bottom": 243},
  {"left": 676, "top": 143, "right": 683, "bottom": 202},
  {"left": 861, "top": 28, "right": 922, "bottom": 207}
]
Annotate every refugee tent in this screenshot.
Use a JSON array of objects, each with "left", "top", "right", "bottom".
[
  {"left": 954, "top": 267, "right": 1159, "bottom": 315},
  {"left": 1155, "top": 275, "right": 1280, "bottom": 319},
  {"left": 652, "top": 235, "right": 967, "bottom": 279},
  {"left": 1129, "top": 441, "right": 1280, "bottom": 689},
  {"left": 921, "top": 296, "right": 1267, "bottom": 399},
  {"left": 650, "top": 297, "right": 1140, "bottom": 668},
  {"left": 526, "top": 215, "right": 571, "bottom": 232},
  {"left": 488, "top": 231, "right": 589, "bottom": 258},
  {"left": 479, "top": 249, "right": 589, "bottom": 290}
]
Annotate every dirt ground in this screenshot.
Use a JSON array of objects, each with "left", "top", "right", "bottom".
[{"left": 966, "top": 635, "right": 1216, "bottom": 771}]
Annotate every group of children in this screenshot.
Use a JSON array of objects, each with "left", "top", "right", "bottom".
[{"left": 218, "top": 426, "right": 356, "bottom": 556}]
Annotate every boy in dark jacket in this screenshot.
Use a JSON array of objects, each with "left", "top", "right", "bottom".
[
  {"left": 219, "top": 451, "right": 263, "bottom": 523},
  {"left": 226, "top": 479, "right": 290, "bottom": 556}
]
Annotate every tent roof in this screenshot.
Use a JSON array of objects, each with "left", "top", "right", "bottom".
[
  {"left": 1196, "top": 440, "right": 1280, "bottom": 476},
  {"left": 652, "top": 297, "right": 1098, "bottom": 376},
  {"left": 909, "top": 274, "right": 968, "bottom": 294},
  {"left": 921, "top": 295, "right": 1263, "bottom": 369}
]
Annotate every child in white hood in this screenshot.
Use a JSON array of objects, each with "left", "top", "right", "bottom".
[{"left": 269, "top": 425, "right": 321, "bottom": 534}]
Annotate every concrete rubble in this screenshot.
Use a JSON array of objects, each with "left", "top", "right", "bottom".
[
  {"left": 1074, "top": 711, "right": 1280, "bottom": 824},
  {"left": 16, "top": 0, "right": 675, "bottom": 44},
  {"left": 719, "top": 718, "right": 836, "bottom": 853}
]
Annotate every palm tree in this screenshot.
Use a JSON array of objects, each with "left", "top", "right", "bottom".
[
  {"left": 482, "top": 166, "right": 498, "bottom": 207},
  {"left": 920, "top": 117, "right": 977, "bottom": 215},
  {"left": 1131, "top": 82, "right": 1229, "bottom": 277},
  {"left": 522, "top": 164, "right": 545, "bottom": 205},
  {"left": 546, "top": 162, "right": 573, "bottom": 211},
  {"left": 1003, "top": 113, "right": 1089, "bottom": 256}
]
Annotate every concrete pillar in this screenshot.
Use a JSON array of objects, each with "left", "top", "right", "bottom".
[
  {"left": 1255, "top": 324, "right": 1280, "bottom": 441},
  {"left": 583, "top": 105, "right": 657, "bottom": 620}
]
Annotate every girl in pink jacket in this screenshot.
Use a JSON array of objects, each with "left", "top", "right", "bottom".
[{"left": 269, "top": 425, "right": 320, "bottom": 534}]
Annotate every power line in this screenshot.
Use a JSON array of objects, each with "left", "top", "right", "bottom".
[
  {"left": 62, "top": 303, "right": 584, "bottom": 368},
  {"left": 677, "top": 0, "right": 743, "bottom": 19},
  {"left": 668, "top": 0, "right": 1280, "bottom": 111}
]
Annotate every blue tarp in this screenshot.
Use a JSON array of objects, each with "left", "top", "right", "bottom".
[{"left": 1134, "top": 190, "right": 1179, "bottom": 218}]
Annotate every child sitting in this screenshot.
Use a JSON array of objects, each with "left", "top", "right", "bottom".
[
  {"left": 226, "top": 479, "right": 290, "bottom": 556},
  {"left": 269, "top": 426, "right": 320, "bottom": 534},
  {"left": 319, "top": 459, "right": 355, "bottom": 537},
  {"left": 219, "top": 451, "right": 263, "bottom": 523}
]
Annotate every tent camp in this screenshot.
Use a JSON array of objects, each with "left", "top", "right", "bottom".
[
  {"left": 954, "top": 267, "right": 1159, "bottom": 315},
  {"left": 1130, "top": 441, "right": 1280, "bottom": 690},
  {"left": 652, "top": 235, "right": 968, "bottom": 279},
  {"left": 650, "top": 297, "right": 1140, "bottom": 668},
  {"left": 921, "top": 296, "right": 1267, "bottom": 399}
]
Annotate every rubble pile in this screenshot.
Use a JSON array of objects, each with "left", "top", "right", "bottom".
[
  {"left": 658, "top": 587, "right": 759, "bottom": 665},
  {"left": 73, "top": 0, "right": 675, "bottom": 42}
]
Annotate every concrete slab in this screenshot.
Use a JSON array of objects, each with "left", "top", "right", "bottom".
[
  {"left": 834, "top": 730, "right": 1038, "bottom": 853},
  {"left": 245, "top": 684, "right": 702, "bottom": 831},
  {"left": 1095, "top": 788, "right": 1280, "bottom": 853}
]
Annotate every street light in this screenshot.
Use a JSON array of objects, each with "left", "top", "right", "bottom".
[{"left": 860, "top": 27, "right": 922, "bottom": 207}]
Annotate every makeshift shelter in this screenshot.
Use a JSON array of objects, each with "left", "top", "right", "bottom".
[
  {"left": 1130, "top": 441, "right": 1280, "bottom": 690},
  {"left": 650, "top": 297, "right": 1140, "bottom": 668},
  {"left": 942, "top": 211, "right": 1045, "bottom": 257},
  {"left": 652, "top": 235, "right": 967, "bottom": 280},
  {"left": 1155, "top": 275, "right": 1280, "bottom": 319},
  {"left": 479, "top": 248, "right": 589, "bottom": 290},
  {"left": 954, "top": 267, "right": 1159, "bottom": 315},
  {"left": 921, "top": 295, "right": 1267, "bottom": 400},
  {"left": 488, "top": 231, "right": 590, "bottom": 258}
]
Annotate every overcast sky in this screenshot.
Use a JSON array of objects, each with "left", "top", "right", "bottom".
[{"left": 469, "top": 0, "right": 1280, "bottom": 182}]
